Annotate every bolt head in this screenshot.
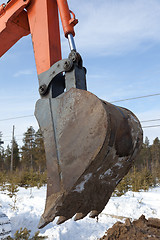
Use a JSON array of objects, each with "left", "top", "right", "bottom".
[
  {"left": 39, "top": 84, "right": 47, "bottom": 95},
  {"left": 63, "top": 60, "right": 72, "bottom": 71}
]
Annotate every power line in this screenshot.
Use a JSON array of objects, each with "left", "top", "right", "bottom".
[
  {"left": 0, "top": 115, "right": 34, "bottom": 122},
  {"left": 141, "top": 119, "right": 160, "bottom": 123},
  {"left": 0, "top": 93, "right": 160, "bottom": 122},
  {"left": 4, "top": 139, "right": 23, "bottom": 142},
  {"left": 3, "top": 133, "right": 42, "bottom": 139},
  {"left": 110, "top": 93, "right": 160, "bottom": 103},
  {"left": 142, "top": 125, "right": 160, "bottom": 129}
]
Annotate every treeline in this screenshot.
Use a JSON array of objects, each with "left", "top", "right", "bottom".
[
  {"left": 115, "top": 136, "right": 160, "bottom": 195},
  {"left": 0, "top": 127, "right": 160, "bottom": 192},
  {"left": 0, "top": 127, "right": 46, "bottom": 172}
]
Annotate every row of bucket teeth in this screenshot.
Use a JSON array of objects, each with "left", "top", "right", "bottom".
[
  {"left": 56, "top": 210, "right": 100, "bottom": 225},
  {"left": 39, "top": 210, "right": 101, "bottom": 228}
]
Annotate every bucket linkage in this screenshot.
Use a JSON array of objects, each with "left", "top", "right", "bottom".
[{"left": 35, "top": 49, "right": 143, "bottom": 228}]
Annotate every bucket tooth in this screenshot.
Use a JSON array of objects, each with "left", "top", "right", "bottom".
[
  {"left": 38, "top": 215, "right": 54, "bottom": 229},
  {"left": 89, "top": 210, "right": 100, "bottom": 218},
  {"left": 74, "top": 213, "right": 88, "bottom": 221},
  {"left": 57, "top": 216, "right": 67, "bottom": 225}
]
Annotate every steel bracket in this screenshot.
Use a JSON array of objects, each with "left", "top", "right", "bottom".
[
  {"left": 38, "top": 58, "right": 73, "bottom": 96},
  {"left": 38, "top": 51, "right": 87, "bottom": 98}
]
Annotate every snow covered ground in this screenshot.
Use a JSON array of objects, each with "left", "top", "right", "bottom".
[{"left": 0, "top": 185, "right": 160, "bottom": 239}]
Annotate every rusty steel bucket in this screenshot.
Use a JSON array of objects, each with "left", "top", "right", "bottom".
[{"left": 35, "top": 88, "right": 143, "bottom": 228}]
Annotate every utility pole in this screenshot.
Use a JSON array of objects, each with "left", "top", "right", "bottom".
[
  {"left": 0, "top": 132, "right": 4, "bottom": 146},
  {"left": 0, "top": 141, "right": 4, "bottom": 145},
  {"left": 10, "top": 125, "right": 15, "bottom": 172}
]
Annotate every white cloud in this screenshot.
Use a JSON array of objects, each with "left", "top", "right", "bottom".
[
  {"left": 0, "top": 0, "right": 7, "bottom": 3},
  {"left": 1, "top": 0, "right": 160, "bottom": 57},
  {"left": 13, "top": 69, "right": 33, "bottom": 78},
  {"left": 61, "top": 0, "right": 160, "bottom": 56}
]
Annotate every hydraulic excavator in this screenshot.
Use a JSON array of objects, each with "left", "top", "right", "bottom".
[{"left": 0, "top": 0, "right": 143, "bottom": 228}]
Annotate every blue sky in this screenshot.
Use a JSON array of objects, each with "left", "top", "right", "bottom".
[{"left": 0, "top": 0, "right": 160, "bottom": 147}]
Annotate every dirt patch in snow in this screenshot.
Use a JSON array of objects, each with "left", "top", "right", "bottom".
[{"left": 99, "top": 215, "right": 160, "bottom": 239}]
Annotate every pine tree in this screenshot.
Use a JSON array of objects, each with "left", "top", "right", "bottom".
[
  {"left": 0, "top": 131, "right": 3, "bottom": 145},
  {"left": 12, "top": 138, "right": 20, "bottom": 170},
  {"left": 0, "top": 131, "right": 5, "bottom": 170},
  {"left": 150, "top": 137, "right": 160, "bottom": 182},
  {"left": 0, "top": 148, "right": 5, "bottom": 171},
  {"left": 3, "top": 138, "right": 20, "bottom": 171},
  {"left": 151, "top": 137, "right": 160, "bottom": 164},
  {"left": 4, "top": 144, "right": 11, "bottom": 171},
  {"left": 134, "top": 136, "right": 152, "bottom": 171},
  {"left": 34, "top": 129, "right": 46, "bottom": 172},
  {"left": 21, "top": 126, "right": 36, "bottom": 170}
]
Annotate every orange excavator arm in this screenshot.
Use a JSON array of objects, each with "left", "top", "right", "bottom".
[
  {"left": 0, "top": 0, "right": 78, "bottom": 74},
  {"left": 0, "top": 0, "right": 30, "bottom": 57}
]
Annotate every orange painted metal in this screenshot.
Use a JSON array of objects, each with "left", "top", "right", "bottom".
[
  {"left": 56, "top": 0, "right": 78, "bottom": 38},
  {"left": 27, "top": 0, "right": 62, "bottom": 75},
  {"left": 0, "top": 4, "right": 6, "bottom": 16},
  {"left": 0, "top": 0, "right": 30, "bottom": 19},
  {"left": 0, "top": 0, "right": 31, "bottom": 57},
  {"left": 0, "top": 0, "right": 77, "bottom": 74}
]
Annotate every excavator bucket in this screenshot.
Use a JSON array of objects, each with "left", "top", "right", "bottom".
[
  {"left": 0, "top": 0, "right": 142, "bottom": 230},
  {"left": 35, "top": 87, "right": 143, "bottom": 228}
]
